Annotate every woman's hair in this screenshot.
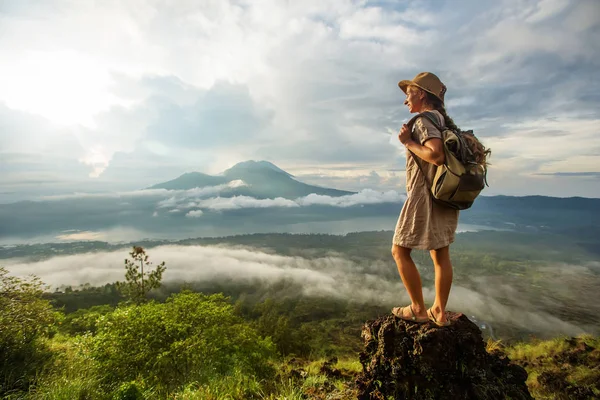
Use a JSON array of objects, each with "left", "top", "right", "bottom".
[
  {"left": 422, "top": 90, "right": 459, "bottom": 131},
  {"left": 422, "top": 90, "right": 492, "bottom": 167}
]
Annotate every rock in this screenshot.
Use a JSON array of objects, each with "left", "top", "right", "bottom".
[
  {"left": 320, "top": 356, "right": 343, "bottom": 378},
  {"left": 355, "top": 312, "right": 533, "bottom": 400}
]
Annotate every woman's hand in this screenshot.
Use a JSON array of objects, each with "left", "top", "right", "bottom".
[{"left": 398, "top": 124, "right": 411, "bottom": 145}]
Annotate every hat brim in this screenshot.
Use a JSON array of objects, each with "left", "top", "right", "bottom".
[
  {"left": 398, "top": 80, "right": 444, "bottom": 104},
  {"left": 398, "top": 80, "right": 414, "bottom": 94}
]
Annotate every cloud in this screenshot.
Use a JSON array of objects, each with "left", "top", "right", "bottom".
[
  {"left": 54, "top": 230, "right": 105, "bottom": 241},
  {"left": 147, "top": 82, "right": 274, "bottom": 148},
  {"left": 0, "top": 0, "right": 599, "bottom": 198},
  {"left": 535, "top": 172, "right": 600, "bottom": 178},
  {"left": 154, "top": 181, "right": 249, "bottom": 208},
  {"left": 196, "top": 196, "right": 299, "bottom": 211},
  {"left": 525, "top": 0, "right": 571, "bottom": 23},
  {"left": 77, "top": 79, "right": 275, "bottom": 178},
  {"left": 185, "top": 210, "right": 203, "bottom": 218},
  {"left": 148, "top": 183, "right": 404, "bottom": 211},
  {"left": 282, "top": 164, "right": 407, "bottom": 193},
  {"left": 338, "top": 6, "right": 431, "bottom": 43},
  {"left": 39, "top": 180, "right": 247, "bottom": 202},
  {"left": 2, "top": 244, "right": 596, "bottom": 337},
  {"left": 297, "top": 189, "right": 404, "bottom": 207}
]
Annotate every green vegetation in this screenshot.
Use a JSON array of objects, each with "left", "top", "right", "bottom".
[
  {"left": 506, "top": 336, "right": 600, "bottom": 399},
  {"left": 0, "top": 268, "right": 61, "bottom": 395},
  {"left": 91, "top": 291, "right": 275, "bottom": 394},
  {"left": 1, "top": 231, "right": 599, "bottom": 398}
]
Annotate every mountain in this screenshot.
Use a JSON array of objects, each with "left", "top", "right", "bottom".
[
  {"left": 1, "top": 157, "right": 599, "bottom": 244},
  {"left": 148, "top": 172, "right": 228, "bottom": 191},
  {"left": 149, "top": 160, "right": 355, "bottom": 199},
  {"left": 464, "top": 194, "right": 600, "bottom": 237},
  {"left": 225, "top": 160, "right": 292, "bottom": 177}
]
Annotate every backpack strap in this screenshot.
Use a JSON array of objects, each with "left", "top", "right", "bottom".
[
  {"left": 407, "top": 112, "right": 469, "bottom": 187},
  {"left": 419, "top": 110, "right": 444, "bottom": 131},
  {"left": 405, "top": 112, "right": 443, "bottom": 194},
  {"left": 406, "top": 111, "right": 443, "bottom": 133}
]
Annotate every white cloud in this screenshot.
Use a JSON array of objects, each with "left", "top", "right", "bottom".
[
  {"left": 525, "top": 0, "right": 571, "bottom": 23},
  {"left": 186, "top": 180, "right": 247, "bottom": 195},
  {"left": 486, "top": 117, "right": 599, "bottom": 174},
  {"left": 41, "top": 188, "right": 171, "bottom": 201},
  {"left": 155, "top": 180, "right": 249, "bottom": 208},
  {"left": 11, "top": 176, "right": 406, "bottom": 211},
  {"left": 54, "top": 230, "right": 105, "bottom": 241},
  {"left": 155, "top": 186, "right": 405, "bottom": 211},
  {"left": 185, "top": 210, "right": 203, "bottom": 218},
  {"left": 37, "top": 180, "right": 247, "bottom": 203},
  {"left": 297, "top": 189, "right": 405, "bottom": 207},
  {"left": 338, "top": 7, "right": 427, "bottom": 43},
  {"left": 196, "top": 196, "right": 299, "bottom": 211},
  {"left": 538, "top": 155, "right": 600, "bottom": 174},
  {"left": 565, "top": 0, "right": 600, "bottom": 32},
  {"left": 157, "top": 196, "right": 178, "bottom": 209}
]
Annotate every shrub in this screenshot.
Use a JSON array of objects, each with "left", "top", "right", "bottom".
[
  {"left": 60, "top": 304, "right": 114, "bottom": 335},
  {"left": 0, "top": 268, "right": 61, "bottom": 395},
  {"left": 24, "top": 335, "right": 106, "bottom": 400},
  {"left": 91, "top": 291, "right": 275, "bottom": 394}
]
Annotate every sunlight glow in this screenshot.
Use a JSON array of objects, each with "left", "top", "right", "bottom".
[{"left": 0, "top": 51, "right": 122, "bottom": 127}]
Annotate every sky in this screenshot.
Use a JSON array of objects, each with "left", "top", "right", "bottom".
[{"left": 1, "top": 0, "right": 599, "bottom": 202}]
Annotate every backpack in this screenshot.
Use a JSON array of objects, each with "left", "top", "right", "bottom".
[{"left": 406, "top": 111, "right": 489, "bottom": 210}]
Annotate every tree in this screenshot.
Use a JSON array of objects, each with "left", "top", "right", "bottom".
[{"left": 117, "top": 246, "right": 166, "bottom": 304}]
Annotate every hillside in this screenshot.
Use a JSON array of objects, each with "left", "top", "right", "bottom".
[
  {"left": 148, "top": 160, "right": 355, "bottom": 199},
  {"left": 148, "top": 172, "right": 228, "bottom": 190}
]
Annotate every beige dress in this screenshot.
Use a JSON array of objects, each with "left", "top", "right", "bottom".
[{"left": 393, "top": 110, "right": 459, "bottom": 250}]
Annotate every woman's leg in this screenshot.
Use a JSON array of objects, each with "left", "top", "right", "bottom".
[
  {"left": 391, "top": 244, "right": 427, "bottom": 319},
  {"left": 429, "top": 245, "right": 453, "bottom": 323}
]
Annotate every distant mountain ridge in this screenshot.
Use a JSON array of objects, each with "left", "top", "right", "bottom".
[
  {"left": 0, "top": 159, "right": 599, "bottom": 242},
  {"left": 148, "top": 160, "right": 355, "bottom": 199}
]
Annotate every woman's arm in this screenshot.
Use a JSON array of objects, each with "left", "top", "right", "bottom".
[
  {"left": 398, "top": 124, "right": 445, "bottom": 166},
  {"left": 404, "top": 138, "right": 445, "bottom": 166}
]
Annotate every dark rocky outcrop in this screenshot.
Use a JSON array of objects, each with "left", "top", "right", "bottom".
[{"left": 356, "top": 312, "right": 533, "bottom": 400}]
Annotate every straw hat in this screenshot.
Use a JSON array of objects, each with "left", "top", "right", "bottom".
[{"left": 398, "top": 72, "right": 447, "bottom": 104}]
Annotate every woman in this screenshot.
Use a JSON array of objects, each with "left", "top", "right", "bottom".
[{"left": 391, "top": 72, "right": 459, "bottom": 327}]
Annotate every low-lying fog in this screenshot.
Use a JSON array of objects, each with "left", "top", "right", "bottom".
[{"left": 4, "top": 243, "right": 597, "bottom": 339}]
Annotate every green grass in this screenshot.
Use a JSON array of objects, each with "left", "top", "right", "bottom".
[
  {"left": 506, "top": 335, "right": 600, "bottom": 400},
  {"left": 335, "top": 359, "right": 362, "bottom": 374},
  {"left": 302, "top": 374, "right": 328, "bottom": 389},
  {"left": 25, "top": 376, "right": 102, "bottom": 400},
  {"left": 168, "top": 371, "right": 263, "bottom": 400},
  {"left": 21, "top": 335, "right": 106, "bottom": 400},
  {"left": 507, "top": 336, "right": 571, "bottom": 361},
  {"left": 15, "top": 332, "right": 600, "bottom": 400},
  {"left": 20, "top": 344, "right": 357, "bottom": 400},
  {"left": 261, "top": 379, "right": 305, "bottom": 400}
]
